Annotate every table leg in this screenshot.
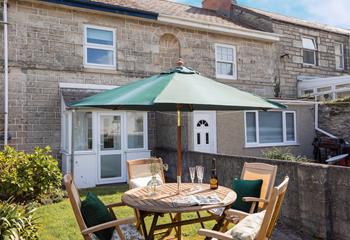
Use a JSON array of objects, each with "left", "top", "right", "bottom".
[
  {"left": 148, "top": 213, "right": 159, "bottom": 240},
  {"left": 176, "top": 213, "right": 182, "bottom": 240},
  {"left": 205, "top": 207, "right": 230, "bottom": 240},
  {"left": 196, "top": 211, "right": 205, "bottom": 228},
  {"left": 139, "top": 211, "right": 148, "bottom": 239}
]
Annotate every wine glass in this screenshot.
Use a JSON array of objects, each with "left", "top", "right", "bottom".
[
  {"left": 196, "top": 165, "right": 204, "bottom": 186},
  {"left": 189, "top": 167, "right": 196, "bottom": 190}
]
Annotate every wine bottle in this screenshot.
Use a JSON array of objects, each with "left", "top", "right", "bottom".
[{"left": 210, "top": 158, "right": 218, "bottom": 189}]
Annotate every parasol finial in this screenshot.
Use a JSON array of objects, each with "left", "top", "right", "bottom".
[{"left": 176, "top": 58, "right": 184, "bottom": 67}]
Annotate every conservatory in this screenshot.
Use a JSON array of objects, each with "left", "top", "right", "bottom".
[
  {"left": 298, "top": 75, "right": 350, "bottom": 101},
  {"left": 60, "top": 83, "right": 150, "bottom": 188}
]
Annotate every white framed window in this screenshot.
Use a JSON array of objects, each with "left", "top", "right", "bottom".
[
  {"left": 126, "top": 112, "right": 147, "bottom": 149},
  {"left": 335, "top": 42, "right": 344, "bottom": 70},
  {"left": 73, "top": 112, "right": 93, "bottom": 151},
  {"left": 215, "top": 44, "right": 237, "bottom": 79},
  {"left": 302, "top": 37, "right": 317, "bottom": 65},
  {"left": 245, "top": 111, "right": 297, "bottom": 147},
  {"left": 84, "top": 25, "right": 116, "bottom": 69}
]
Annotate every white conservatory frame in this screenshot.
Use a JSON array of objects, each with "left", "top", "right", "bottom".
[
  {"left": 59, "top": 83, "right": 150, "bottom": 189},
  {"left": 298, "top": 75, "right": 350, "bottom": 101}
]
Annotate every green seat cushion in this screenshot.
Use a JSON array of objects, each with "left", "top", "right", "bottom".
[
  {"left": 81, "top": 192, "right": 114, "bottom": 240},
  {"left": 231, "top": 178, "right": 263, "bottom": 213}
]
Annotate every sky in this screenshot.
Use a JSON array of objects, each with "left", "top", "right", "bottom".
[{"left": 171, "top": 0, "right": 350, "bottom": 29}]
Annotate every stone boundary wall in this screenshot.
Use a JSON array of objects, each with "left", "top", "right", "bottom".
[
  {"left": 318, "top": 103, "right": 350, "bottom": 142},
  {"left": 154, "top": 148, "right": 350, "bottom": 240}
]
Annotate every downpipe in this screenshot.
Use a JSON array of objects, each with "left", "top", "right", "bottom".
[{"left": 2, "top": 0, "right": 9, "bottom": 147}]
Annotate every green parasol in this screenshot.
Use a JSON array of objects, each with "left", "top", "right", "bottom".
[{"left": 72, "top": 60, "right": 285, "bottom": 191}]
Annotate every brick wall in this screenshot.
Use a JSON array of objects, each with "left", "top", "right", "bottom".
[
  {"left": 0, "top": 0, "right": 277, "bottom": 153},
  {"left": 155, "top": 148, "right": 350, "bottom": 240}
]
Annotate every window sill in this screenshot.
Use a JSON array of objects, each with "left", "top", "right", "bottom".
[
  {"left": 83, "top": 64, "right": 117, "bottom": 72},
  {"left": 244, "top": 142, "right": 299, "bottom": 148},
  {"left": 215, "top": 74, "right": 236, "bottom": 80},
  {"left": 125, "top": 149, "right": 151, "bottom": 153},
  {"left": 302, "top": 63, "right": 317, "bottom": 68},
  {"left": 73, "top": 150, "right": 96, "bottom": 155}
]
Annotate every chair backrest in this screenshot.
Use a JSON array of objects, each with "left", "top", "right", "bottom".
[
  {"left": 64, "top": 174, "right": 89, "bottom": 239},
  {"left": 255, "top": 176, "right": 289, "bottom": 240},
  {"left": 127, "top": 158, "right": 165, "bottom": 187},
  {"left": 241, "top": 162, "right": 277, "bottom": 209}
]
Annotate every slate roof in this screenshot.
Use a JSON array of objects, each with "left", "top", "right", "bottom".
[
  {"left": 61, "top": 88, "right": 105, "bottom": 107},
  {"left": 90, "top": 0, "right": 253, "bottom": 30},
  {"left": 244, "top": 6, "right": 350, "bottom": 35}
]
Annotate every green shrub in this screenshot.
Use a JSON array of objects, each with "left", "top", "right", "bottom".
[
  {"left": 327, "top": 96, "right": 350, "bottom": 103},
  {"left": 262, "top": 148, "right": 312, "bottom": 162},
  {"left": 0, "top": 146, "right": 62, "bottom": 203},
  {"left": 0, "top": 199, "right": 38, "bottom": 240}
]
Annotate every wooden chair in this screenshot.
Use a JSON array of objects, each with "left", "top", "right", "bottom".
[
  {"left": 240, "top": 162, "right": 278, "bottom": 213},
  {"left": 198, "top": 177, "right": 289, "bottom": 240},
  {"left": 127, "top": 158, "right": 165, "bottom": 189},
  {"left": 213, "top": 162, "right": 277, "bottom": 231},
  {"left": 127, "top": 158, "right": 177, "bottom": 236},
  {"left": 64, "top": 174, "right": 142, "bottom": 240}
]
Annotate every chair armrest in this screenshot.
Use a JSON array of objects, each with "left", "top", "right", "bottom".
[
  {"left": 81, "top": 217, "right": 136, "bottom": 235},
  {"left": 105, "top": 202, "right": 126, "bottom": 209},
  {"left": 198, "top": 229, "right": 233, "bottom": 240},
  {"left": 242, "top": 197, "right": 269, "bottom": 203},
  {"left": 224, "top": 209, "right": 249, "bottom": 221}
]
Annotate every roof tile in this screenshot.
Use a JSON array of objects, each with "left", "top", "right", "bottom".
[{"left": 91, "top": 0, "right": 252, "bottom": 30}]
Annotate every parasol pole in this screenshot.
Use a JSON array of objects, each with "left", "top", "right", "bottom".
[
  {"left": 176, "top": 58, "right": 184, "bottom": 194},
  {"left": 176, "top": 104, "right": 182, "bottom": 194}
]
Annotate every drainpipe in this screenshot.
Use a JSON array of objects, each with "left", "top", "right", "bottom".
[{"left": 3, "top": 0, "right": 8, "bottom": 147}]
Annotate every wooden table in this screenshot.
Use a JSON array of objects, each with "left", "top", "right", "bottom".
[{"left": 122, "top": 183, "right": 236, "bottom": 240}]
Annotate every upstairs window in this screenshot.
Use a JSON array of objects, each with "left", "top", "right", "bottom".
[
  {"left": 302, "top": 37, "right": 317, "bottom": 65},
  {"left": 84, "top": 25, "right": 116, "bottom": 69},
  {"left": 215, "top": 44, "right": 237, "bottom": 79},
  {"left": 245, "top": 111, "right": 296, "bottom": 147},
  {"left": 335, "top": 42, "right": 344, "bottom": 70}
]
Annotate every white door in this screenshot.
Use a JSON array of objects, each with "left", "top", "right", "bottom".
[
  {"left": 193, "top": 111, "right": 217, "bottom": 153},
  {"left": 97, "top": 113, "right": 125, "bottom": 184}
]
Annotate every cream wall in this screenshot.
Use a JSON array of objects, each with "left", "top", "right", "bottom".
[
  {"left": 157, "top": 103, "right": 316, "bottom": 159},
  {"left": 216, "top": 103, "right": 315, "bottom": 158}
]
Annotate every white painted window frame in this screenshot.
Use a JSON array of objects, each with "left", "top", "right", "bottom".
[
  {"left": 244, "top": 110, "right": 297, "bottom": 148},
  {"left": 335, "top": 42, "right": 345, "bottom": 70},
  {"left": 215, "top": 43, "right": 237, "bottom": 80},
  {"left": 125, "top": 111, "right": 149, "bottom": 151},
  {"left": 84, "top": 25, "right": 116, "bottom": 70},
  {"left": 302, "top": 36, "right": 317, "bottom": 66}
]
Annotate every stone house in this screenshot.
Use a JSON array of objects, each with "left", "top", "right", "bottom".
[
  {"left": 0, "top": 0, "right": 348, "bottom": 187},
  {"left": 212, "top": 2, "right": 350, "bottom": 99}
]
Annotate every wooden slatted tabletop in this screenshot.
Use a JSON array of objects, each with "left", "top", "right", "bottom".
[{"left": 122, "top": 183, "right": 236, "bottom": 213}]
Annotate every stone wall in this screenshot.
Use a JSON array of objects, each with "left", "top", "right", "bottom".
[
  {"left": 318, "top": 103, "right": 350, "bottom": 142},
  {"left": 0, "top": 0, "right": 277, "bottom": 153},
  {"left": 155, "top": 149, "right": 350, "bottom": 240},
  {"left": 273, "top": 21, "right": 350, "bottom": 98},
  {"left": 228, "top": 6, "right": 350, "bottom": 98}
]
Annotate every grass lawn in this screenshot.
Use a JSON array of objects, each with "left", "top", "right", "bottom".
[{"left": 36, "top": 184, "right": 215, "bottom": 240}]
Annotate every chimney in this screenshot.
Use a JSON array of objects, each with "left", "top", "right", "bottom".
[{"left": 202, "top": 0, "right": 236, "bottom": 17}]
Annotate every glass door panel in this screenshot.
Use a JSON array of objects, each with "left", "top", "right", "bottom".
[
  {"left": 98, "top": 114, "right": 124, "bottom": 183},
  {"left": 100, "top": 115, "right": 121, "bottom": 150},
  {"left": 100, "top": 155, "right": 122, "bottom": 178}
]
